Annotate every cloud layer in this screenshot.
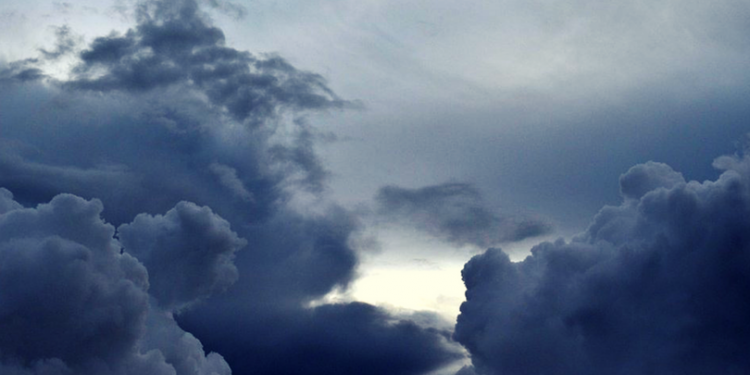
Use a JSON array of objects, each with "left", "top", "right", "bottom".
[{"left": 455, "top": 154, "right": 750, "bottom": 374}]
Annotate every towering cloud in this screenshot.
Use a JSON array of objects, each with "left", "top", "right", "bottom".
[
  {"left": 0, "top": 0, "right": 463, "bottom": 374},
  {"left": 376, "top": 182, "right": 551, "bottom": 247},
  {"left": 454, "top": 153, "right": 750, "bottom": 375}
]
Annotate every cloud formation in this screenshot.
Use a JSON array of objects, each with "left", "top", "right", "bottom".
[
  {"left": 0, "top": 191, "right": 230, "bottom": 375},
  {"left": 0, "top": 0, "right": 463, "bottom": 373},
  {"left": 69, "top": 0, "right": 349, "bottom": 125},
  {"left": 454, "top": 153, "right": 750, "bottom": 374},
  {"left": 118, "top": 201, "right": 247, "bottom": 312},
  {"left": 376, "top": 182, "right": 551, "bottom": 247}
]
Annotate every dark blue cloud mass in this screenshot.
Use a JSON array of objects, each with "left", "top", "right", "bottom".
[
  {"left": 0, "top": 0, "right": 463, "bottom": 374},
  {"left": 455, "top": 152, "right": 750, "bottom": 375},
  {"left": 179, "top": 302, "right": 462, "bottom": 375},
  {"left": 118, "top": 201, "right": 247, "bottom": 312},
  {"left": 0, "top": 191, "right": 229, "bottom": 375}
]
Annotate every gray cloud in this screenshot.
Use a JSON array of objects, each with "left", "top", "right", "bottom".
[
  {"left": 140, "top": 310, "right": 231, "bottom": 375},
  {"left": 619, "top": 161, "right": 686, "bottom": 200},
  {"left": 269, "top": 118, "right": 332, "bottom": 193},
  {"left": 454, "top": 152, "right": 750, "bottom": 374},
  {"left": 118, "top": 201, "right": 247, "bottom": 312},
  {"left": 201, "top": 0, "right": 246, "bottom": 19},
  {"left": 376, "top": 182, "right": 551, "bottom": 247},
  {"left": 0, "top": 188, "right": 22, "bottom": 214},
  {"left": 209, "top": 163, "right": 255, "bottom": 202},
  {"left": 38, "top": 25, "right": 80, "bottom": 60},
  {"left": 0, "top": 59, "right": 44, "bottom": 83},
  {"left": 67, "top": 0, "right": 350, "bottom": 126}
]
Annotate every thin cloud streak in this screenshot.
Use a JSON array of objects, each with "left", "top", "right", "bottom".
[{"left": 375, "top": 182, "right": 551, "bottom": 247}]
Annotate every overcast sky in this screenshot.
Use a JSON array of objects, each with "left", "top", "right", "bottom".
[{"left": 1, "top": 0, "right": 750, "bottom": 374}]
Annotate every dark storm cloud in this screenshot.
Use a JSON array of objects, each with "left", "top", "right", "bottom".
[
  {"left": 0, "top": 79, "right": 309, "bottom": 224},
  {"left": 176, "top": 204, "right": 466, "bottom": 375},
  {"left": 0, "top": 191, "right": 230, "bottom": 375},
  {"left": 0, "top": 194, "right": 149, "bottom": 369},
  {"left": 118, "top": 201, "right": 247, "bottom": 312},
  {"left": 454, "top": 153, "right": 750, "bottom": 375},
  {"left": 179, "top": 302, "right": 463, "bottom": 375},
  {"left": 0, "top": 0, "right": 461, "bottom": 374},
  {"left": 208, "top": 163, "right": 255, "bottom": 202},
  {"left": 236, "top": 206, "right": 361, "bottom": 303},
  {"left": 0, "top": 59, "right": 44, "bottom": 82},
  {"left": 269, "top": 118, "right": 332, "bottom": 193},
  {"left": 618, "top": 161, "right": 685, "bottom": 200},
  {"left": 69, "top": 0, "right": 349, "bottom": 125},
  {"left": 0, "top": 188, "right": 23, "bottom": 214},
  {"left": 376, "top": 182, "right": 551, "bottom": 247}
]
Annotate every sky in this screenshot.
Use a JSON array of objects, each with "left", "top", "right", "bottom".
[{"left": 0, "top": 0, "right": 749, "bottom": 374}]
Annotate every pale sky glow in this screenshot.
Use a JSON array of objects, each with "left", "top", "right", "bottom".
[
  {"left": 349, "top": 228, "right": 471, "bottom": 321},
  {"left": 342, "top": 227, "right": 562, "bottom": 321},
  {"left": 307, "top": 224, "right": 474, "bottom": 318}
]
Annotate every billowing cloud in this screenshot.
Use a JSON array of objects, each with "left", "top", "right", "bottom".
[
  {"left": 0, "top": 194, "right": 149, "bottom": 370},
  {"left": 67, "top": 0, "right": 349, "bottom": 125},
  {"left": 619, "top": 161, "right": 685, "bottom": 200},
  {"left": 140, "top": 310, "right": 232, "bottom": 375},
  {"left": 0, "top": 191, "right": 230, "bottom": 375},
  {"left": 118, "top": 201, "right": 247, "bottom": 312},
  {"left": 0, "top": 0, "right": 463, "bottom": 373},
  {"left": 454, "top": 153, "right": 750, "bottom": 374},
  {"left": 376, "top": 182, "right": 551, "bottom": 247},
  {"left": 0, "top": 188, "right": 23, "bottom": 214}
]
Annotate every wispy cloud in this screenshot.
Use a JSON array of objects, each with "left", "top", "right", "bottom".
[{"left": 376, "top": 182, "right": 551, "bottom": 247}]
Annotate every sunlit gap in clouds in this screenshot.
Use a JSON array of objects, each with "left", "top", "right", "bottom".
[
  {"left": 309, "top": 227, "right": 467, "bottom": 321},
  {"left": 309, "top": 223, "right": 562, "bottom": 325}
]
